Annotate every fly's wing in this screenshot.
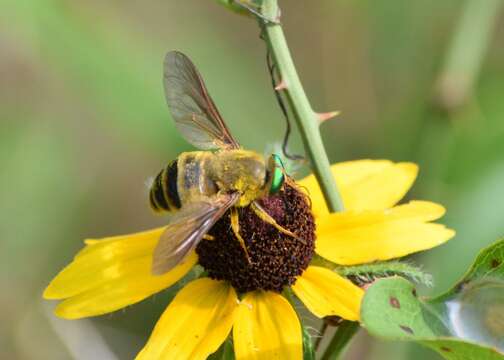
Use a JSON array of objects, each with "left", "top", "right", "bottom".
[
  {"left": 152, "top": 193, "right": 239, "bottom": 275},
  {"left": 163, "top": 51, "right": 240, "bottom": 150}
]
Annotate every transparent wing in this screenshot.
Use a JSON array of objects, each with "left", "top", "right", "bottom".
[
  {"left": 163, "top": 51, "right": 240, "bottom": 150},
  {"left": 152, "top": 193, "right": 239, "bottom": 275}
]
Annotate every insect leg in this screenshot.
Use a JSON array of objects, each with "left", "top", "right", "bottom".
[
  {"left": 265, "top": 48, "right": 305, "bottom": 161},
  {"left": 230, "top": 207, "right": 251, "bottom": 263},
  {"left": 251, "top": 201, "right": 306, "bottom": 244}
]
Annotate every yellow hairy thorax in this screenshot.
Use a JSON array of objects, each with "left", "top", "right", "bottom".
[
  {"left": 212, "top": 149, "right": 267, "bottom": 206},
  {"left": 175, "top": 149, "right": 268, "bottom": 207}
]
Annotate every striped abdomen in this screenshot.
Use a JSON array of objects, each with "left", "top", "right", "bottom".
[{"left": 149, "top": 160, "right": 181, "bottom": 213}]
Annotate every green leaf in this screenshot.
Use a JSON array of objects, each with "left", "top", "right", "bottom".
[
  {"left": 433, "top": 238, "right": 504, "bottom": 302},
  {"left": 361, "top": 238, "right": 504, "bottom": 359},
  {"left": 336, "top": 260, "right": 433, "bottom": 287},
  {"left": 311, "top": 255, "right": 434, "bottom": 287}
]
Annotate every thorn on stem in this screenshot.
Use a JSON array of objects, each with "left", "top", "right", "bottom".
[
  {"left": 274, "top": 79, "right": 287, "bottom": 91},
  {"left": 317, "top": 111, "right": 341, "bottom": 124},
  {"left": 274, "top": 7, "right": 282, "bottom": 23}
]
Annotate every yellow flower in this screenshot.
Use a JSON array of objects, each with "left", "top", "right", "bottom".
[{"left": 44, "top": 159, "right": 454, "bottom": 360}]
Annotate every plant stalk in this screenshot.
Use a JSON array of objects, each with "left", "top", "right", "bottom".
[
  {"left": 320, "top": 321, "right": 360, "bottom": 360},
  {"left": 435, "top": 0, "right": 502, "bottom": 111},
  {"left": 260, "top": 0, "right": 356, "bottom": 357},
  {"left": 260, "top": 0, "right": 344, "bottom": 213}
]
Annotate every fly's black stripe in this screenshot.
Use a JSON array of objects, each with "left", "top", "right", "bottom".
[
  {"left": 149, "top": 188, "right": 160, "bottom": 211},
  {"left": 153, "top": 170, "right": 170, "bottom": 211},
  {"left": 150, "top": 160, "right": 181, "bottom": 213},
  {"left": 165, "top": 160, "right": 181, "bottom": 209}
]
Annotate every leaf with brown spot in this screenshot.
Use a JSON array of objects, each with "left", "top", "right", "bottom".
[
  {"left": 361, "top": 238, "right": 504, "bottom": 360},
  {"left": 390, "top": 296, "right": 401, "bottom": 309}
]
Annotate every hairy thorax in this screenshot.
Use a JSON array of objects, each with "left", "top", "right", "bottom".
[
  {"left": 176, "top": 150, "right": 267, "bottom": 207},
  {"left": 211, "top": 150, "right": 267, "bottom": 206}
]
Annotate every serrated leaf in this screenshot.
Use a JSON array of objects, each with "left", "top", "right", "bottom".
[
  {"left": 361, "top": 238, "right": 504, "bottom": 359},
  {"left": 336, "top": 260, "right": 433, "bottom": 287}
]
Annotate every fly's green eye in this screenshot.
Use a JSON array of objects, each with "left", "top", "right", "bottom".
[{"left": 269, "top": 154, "right": 285, "bottom": 194}]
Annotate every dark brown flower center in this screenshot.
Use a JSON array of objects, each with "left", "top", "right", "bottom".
[{"left": 196, "top": 183, "right": 315, "bottom": 293}]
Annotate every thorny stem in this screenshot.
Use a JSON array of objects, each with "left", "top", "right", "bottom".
[
  {"left": 260, "top": 0, "right": 344, "bottom": 213},
  {"left": 260, "top": 0, "right": 354, "bottom": 357}
]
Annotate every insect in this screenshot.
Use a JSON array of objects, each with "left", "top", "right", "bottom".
[{"left": 150, "top": 51, "right": 297, "bottom": 275}]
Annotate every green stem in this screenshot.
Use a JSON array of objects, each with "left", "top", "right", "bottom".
[
  {"left": 320, "top": 322, "right": 359, "bottom": 360},
  {"left": 314, "top": 321, "right": 328, "bottom": 351},
  {"left": 260, "top": 0, "right": 354, "bottom": 357},
  {"left": 436, "top": 0, "right": 502, "bottom": 111},
  {"left": 260, "top": 0, "right": 344, "bottom": 213}
]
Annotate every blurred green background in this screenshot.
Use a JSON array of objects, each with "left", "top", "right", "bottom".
[{"left": 1, "top": 0, "right": 503, "bottom": 359}]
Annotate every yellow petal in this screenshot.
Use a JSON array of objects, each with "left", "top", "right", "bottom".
[
  {"left": 44, "top": 227, "right": 197, "bottom": 319},
  {"left": 233, "top": 291, "right": 302, "bottom": 360},
  {"left": 298, "top": 160, "right": 418, "bottom": 216},
  {"left": 316, "top": 201, "right": 455, "bottom": 265},
  {"left": 137, "top": 278, "right": 238, "bottom": 360},
  {"left": 292, "top": 266, "right": 363, "bottom": 321},
  {"left": 388, "top": 200, "right": 446, "bottom": 221}
]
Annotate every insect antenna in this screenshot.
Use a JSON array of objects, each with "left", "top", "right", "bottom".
[{"left": 265, "top": 45, "right": 305, "bottom": 161}]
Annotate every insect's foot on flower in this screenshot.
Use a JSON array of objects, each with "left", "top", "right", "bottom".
[{"left": 196, "top": 183, "right": 315, "bottom": 293}]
